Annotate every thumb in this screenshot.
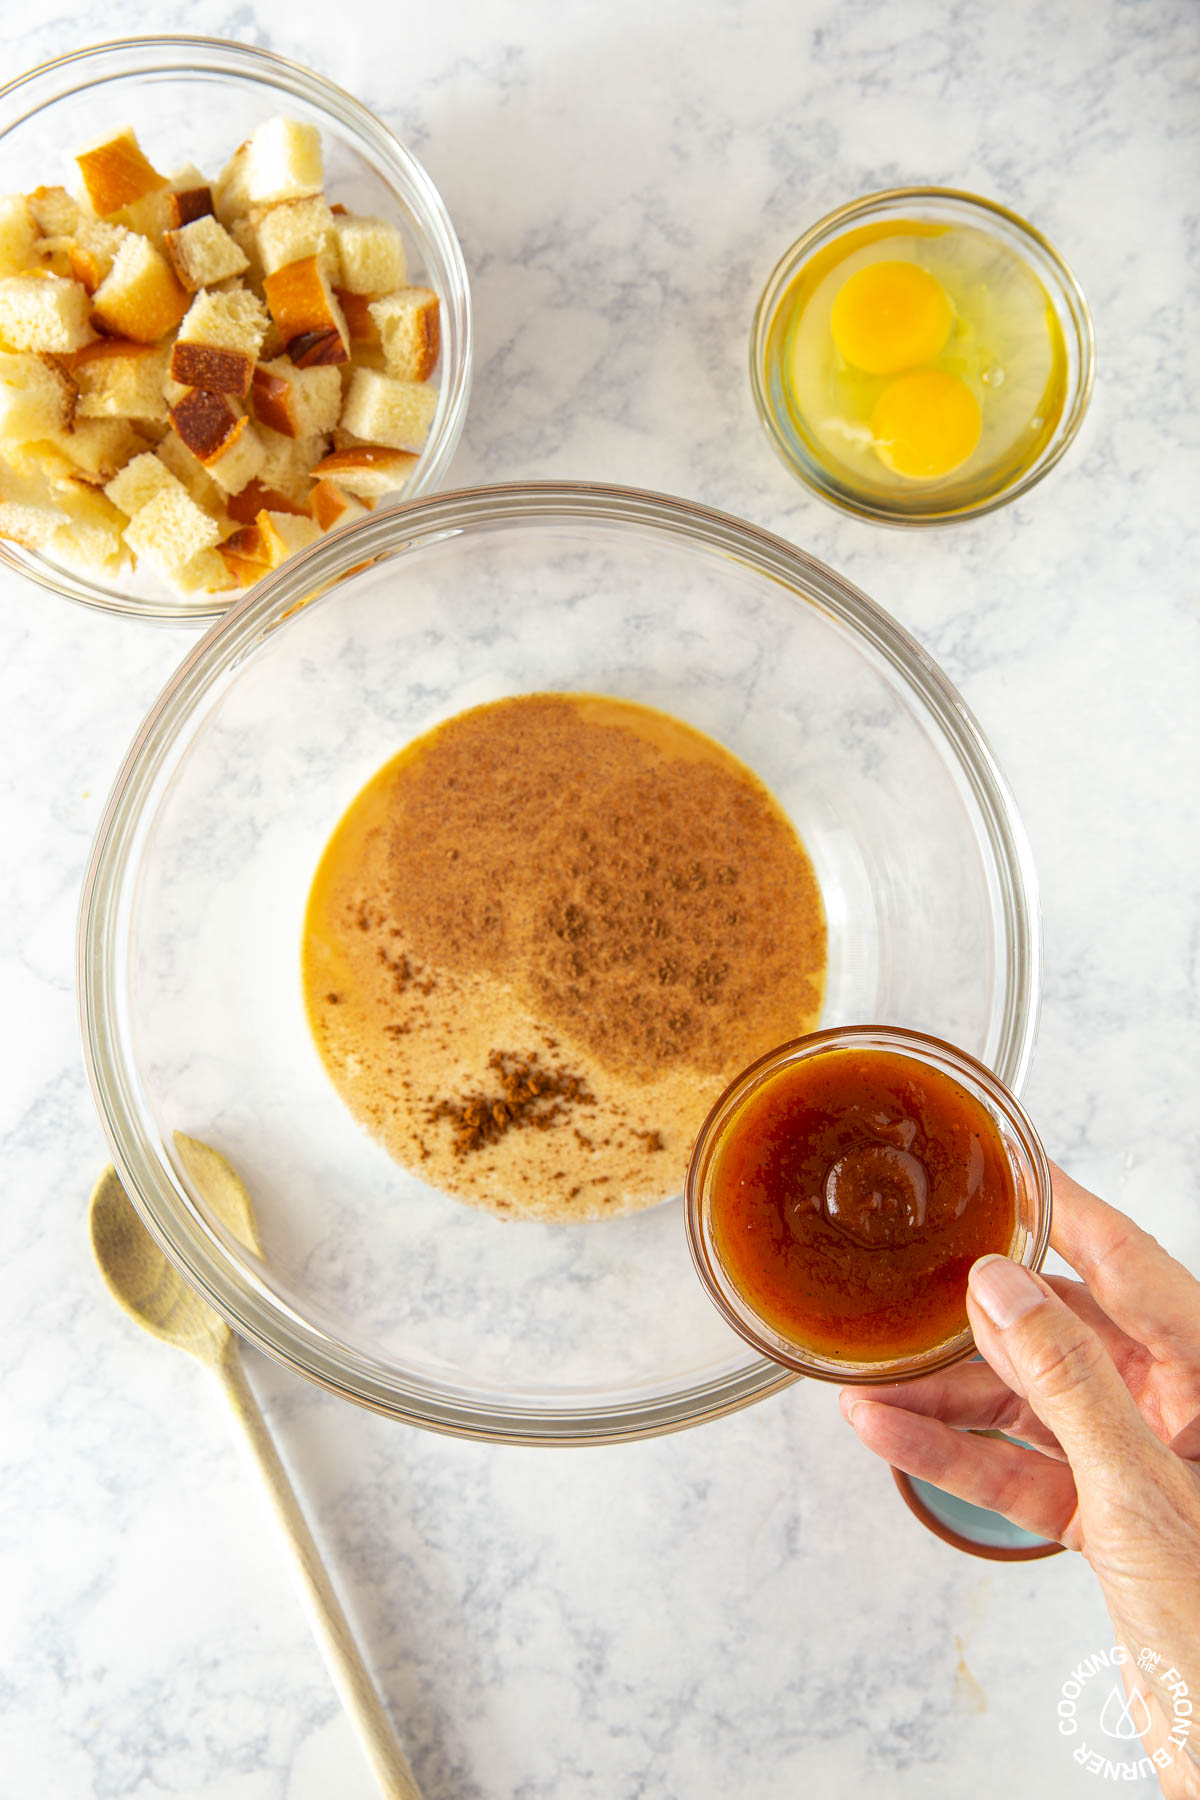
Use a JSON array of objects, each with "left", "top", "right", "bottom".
[{"left": 967, "top": 1256, "right": 1158, "bottom": 1488}]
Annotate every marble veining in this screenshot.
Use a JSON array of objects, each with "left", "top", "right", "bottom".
[{"left": 1, "top": 1, "right": 1198, "bottom": 1796}]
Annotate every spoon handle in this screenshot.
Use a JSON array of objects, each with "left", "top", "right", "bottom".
[{"left": 217, "top": 1340, "right": 423, "bottom": 1800}]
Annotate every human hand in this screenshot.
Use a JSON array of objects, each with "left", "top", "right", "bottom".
[{"left": 840, "top": 1164, "right": 1200, "bottom": 1794}]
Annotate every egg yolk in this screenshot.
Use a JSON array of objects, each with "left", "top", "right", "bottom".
[
  {"left": 830, "top": 260, "right": 954, "bottom": 375},
  {"left": 870, "top": 369, "right": 983, "bottom": 479}
]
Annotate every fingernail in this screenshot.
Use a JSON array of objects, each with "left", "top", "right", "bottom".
[
  {"left": 839, "top": 1391, "right": 860, "bottom": 1425},
  {"left": 969, "top": 1255, "right": 1044, "bottom": 1329}
]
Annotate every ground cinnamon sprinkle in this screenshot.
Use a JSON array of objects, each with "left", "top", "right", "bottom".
[
  {"left": 382, "top": 694, "right": 826, "bottom": 1083},
  {"left": 427, "top": 1050, "right": 594, "bottom": 1156}
]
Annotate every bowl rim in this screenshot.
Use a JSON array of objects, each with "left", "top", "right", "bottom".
[
  {"left": 77, "top": 478, "right": 1043, "bottom": 1443},
  {"left": 891, "top": 1468, "right": 1066, "bottom": 1560},
  {"left": 684, "top": 1023, "right": 1053, "bottom": 1384},
  {"left": 749, "top": 184, "right": 1096, "bottom": 527},
  {"left": 0, "top": 33, "right": 472, "bottom": 623}
]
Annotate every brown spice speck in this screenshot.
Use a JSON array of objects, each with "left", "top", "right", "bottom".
[{"left": 428, "top": 1051, "right": 595, "bottom": 1158}]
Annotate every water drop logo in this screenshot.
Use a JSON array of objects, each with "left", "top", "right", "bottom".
[
  {"left": 1097, "top": 1682, "right": 1152, "bottom": 1741},
  {"left": 1054, "top": 1643, "right": 1193, "bottom": 1780}
]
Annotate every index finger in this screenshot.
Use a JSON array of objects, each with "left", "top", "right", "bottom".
[
  {"left": 1049, "top": 1162, "right": 1200, "bottom": 1365},
  {"left": 846, "top": 1399, "right": 1081, "bottom": 1546}
]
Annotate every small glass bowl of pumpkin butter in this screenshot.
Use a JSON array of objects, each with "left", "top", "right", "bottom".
[
  {"left": 751, "top": 188, "right": 1094, "bottom": 525},
  {"left": 685, "top": 1025, "right": 1052, "bottom": 1383}
]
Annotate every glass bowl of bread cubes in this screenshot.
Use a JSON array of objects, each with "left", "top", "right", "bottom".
[{"left": 0, "top": 37, "right": 471, "bottom": 621}]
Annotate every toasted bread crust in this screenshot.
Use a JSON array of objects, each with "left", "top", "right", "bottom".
[
  {"left": 311, "top": 441, "right": 418, "bottom": 497},
  {"left": 166, "top": 186, "right": 214, "bottom": 229},
  {"left": 170, "top": 340, "right": 255, "bottom": 396},
  {"left": 289, "top": 328, "right": 348, "bottom": 367},
  {"left": 169, "top": 387, "right": 241, "bottom": 462},
  {"left": 76, "top": 130, "right": 165, "bottom": 217},
  {"left": 249, "top": 366, "right": 296, "bottom": 436},
  {"left": 313, "top": 443, "right": 414, "bottom": 475},
  {"left": 263, "top": 255, "right": 348, "bottom": 358},
  {"left": 309, "top": 475, "right": 368, "bottom": 530},
  {"left": 225, "top": 479, "right": 309, "bottom": 523},
  {"left": 335, "top": 288, "right": 378, "bottom": 344}
]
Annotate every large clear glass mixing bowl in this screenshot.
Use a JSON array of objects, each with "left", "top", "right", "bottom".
[{"left": 79, "top": 483, "right": 1040, "bottom": 1442}]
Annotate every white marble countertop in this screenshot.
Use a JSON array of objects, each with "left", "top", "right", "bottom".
[{"left": 2, "top": 2, "right": 1198, "bottom": 1795}]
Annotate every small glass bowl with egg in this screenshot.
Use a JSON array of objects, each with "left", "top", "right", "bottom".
[{"left": 751, "top": 188, "right": 1094, "bottom": 525}]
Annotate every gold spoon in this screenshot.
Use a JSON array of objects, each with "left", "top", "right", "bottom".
[{"left": 88, "top": 1136, "right": 423, "bottom": 1800}]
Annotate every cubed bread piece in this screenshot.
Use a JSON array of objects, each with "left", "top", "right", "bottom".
[
  {"left": 6, "top": 432, "right": 86, "bottom": 492},
  {"left": 169, "top": 544, "right": 237, "bottom": 595},
  {"left": 165, "top": 185, "right": 214, "bottom": 229},
  {"left": 36, "top": 417, "right": 130, "bottom": 482},
  {"left": 226, "top": 216, "right": 265, "bottom": 294},
  {"left": 255, "top": 196, "right": 340, "bottom": 282},
  {"left": 164, "top": 215, "right": 250, "bottom": 292},
  {"left": 0, "top": 351, "right": 75, "bottom": 439},
  {"left": 132, "top": 418, "right": 170, "bottom": 444},
  {"left": 215, "top": 117, "right": 324, "bottom": 222},
  {"left": 51, "top": 479, "right": 128, "bottom": 573},
  {"left": 257, "top": 506, "right": 321, "bottom": 566},
  {"left": 225, "top": 478, "right": 309, "bottom": 524},
  {"left": 262, "top": 256, "right": 348, "bottom": 364},
  {"left": 0, "top": 195, "right": 37, "bottom": 279},
  {"left": 220, "top": 557, "right": 266, "bottom": 590},
  {"left": 177, "top": 287, "right": 269, "bottom": 359},
  {"left": 104, "top": 450, "right": 182, "bottom": 517},
  {"left": 170, "top": 339, "right": 255, "bottom": 397},
  {"left": 0, "top": 458, "right": 61, "bottom": 548},
  {"left": 311, "top": 442, "right": 419, "bottom": 498},
  {"left": 333, "top": 214, "right": 406, "bottom": 296},
  {"left": 36, "top": 243, "right": 75, "bottom": 279},
  {"left": 212, "top": 139, "right": 254, "bottom": 226},
  {"left": 289, "top": 328, "right": 348, "bottom": 369},
  {"left": 245, "top": 118, "right": 324, "bottom": 209},
  {"left": 339, "top": 345, "right": 387, "bottom": 393},
  {"left": 0, "top": 437, "right": 79, "bottom": 489},
  {"left": 117, "top": 163, "right": 204, "bottom": 248},
  {"left": 259, "top": 318, "right": 285, "bottom": 361},
  {"left": 0, "top": 493, "right": 61, "bottom": 550},
  {"left": 0, "top": 272, "right": 94, "bottom": 352},
  {"left": 255, "top": 424, "right": 328, "bottom": 504},
  {"left": 217, "top": 519, "right": 271, "bottom": 585},
  {"left": 310, "top": 476, "right": 369, "bottom": 531},
  {"left": 169, "top": 387, "right": 242, "bottom": 462},
  {"left": 335, "top": 288, "right": 378, "bottom": 345},
  {"left": 91, "top": 236, "right": 189, "bottom": 342},
  {"left": 68, "top": 220, "right": 131, "bottom": 293},
  {"left": 368, "top": 287, "right": 440, "bottom": 382},
  {"left": 153, "top": 427, "right": 233, "bottom": 521},
  {"left": 338, "top": 367, "right": 437, "bottom": 452},
  {"left": 123, "top": 481, "right": 222, "bottom": 573},
  {"left": 27, "top": 186, "right": 81, "bottom": 239},
  {"left": 72, "top": 338, "right": 170, "bottom": 421},
  {"left": 76, "top": 128, "right": 165, "bottom": 217},
  {"left": 52, "top": 417, "right": 147, "bottom": 483},
  {"left": 168, "top": 388, "right": 265, "bottom": 495},
  {"left": 250, "top": 357, "right": 341, "bottom": 439},
  {"left": 203, "top": 414, "right": 265, "bottom": 494}
]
